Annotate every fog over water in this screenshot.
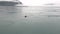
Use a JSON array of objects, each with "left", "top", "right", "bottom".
[
  {"left": 0, "top": 6, "right": 60, "bottom": 34},
  {"left": 20, "top": 0, "right": 60, "bottom": 6}
]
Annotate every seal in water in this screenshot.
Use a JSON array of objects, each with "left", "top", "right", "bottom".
[{"left": 24, "top": 16, "right": 27, "bottom": 18}]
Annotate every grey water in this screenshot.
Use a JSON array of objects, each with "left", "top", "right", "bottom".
[{"left": 0, "top": 6, "right": 60, "bottom": 34}]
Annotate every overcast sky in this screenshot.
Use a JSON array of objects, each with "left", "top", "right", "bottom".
[
  {"left": 1, "top": 0, "right": 60, "bottom": 6},
  {"left": 19, "top": 0, "right": 60, "bottom": 6}
]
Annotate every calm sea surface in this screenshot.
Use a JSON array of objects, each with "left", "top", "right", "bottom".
[{"left": 0, "top": 6, "right": 60, "bottom": 34}]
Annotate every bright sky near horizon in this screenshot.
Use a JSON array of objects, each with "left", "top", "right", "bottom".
[{"left": 19, "top": 0, "right": 60, "bottom": 6}]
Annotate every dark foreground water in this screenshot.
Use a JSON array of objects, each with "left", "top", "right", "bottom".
[{"left": 0, "top": 6, "right": 60, "bottom": 34}]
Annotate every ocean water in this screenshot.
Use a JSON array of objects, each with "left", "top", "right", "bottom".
[{"left": 0, "top": 6, "right": 60, "bottom": 34}]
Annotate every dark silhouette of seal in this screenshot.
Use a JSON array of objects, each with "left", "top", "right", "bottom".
[{"left": 24, "top": 16, "right": 27, "bottom": 18}]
